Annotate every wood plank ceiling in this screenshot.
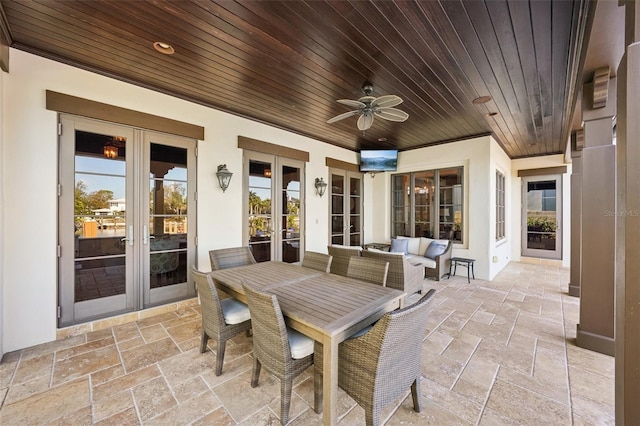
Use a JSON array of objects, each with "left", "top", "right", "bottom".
[{"left": 0, "top": 0, "right": 592, "bottom": 158}]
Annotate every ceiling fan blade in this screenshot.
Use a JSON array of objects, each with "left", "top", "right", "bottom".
[
  {"left": 371, "top": 94, "right": 403, "bottom": 108},
  {"left": 327, "top": 110, "right": 360, "bottom": 124},
  {"left": 357, "top": 95, "right": 376, "bottom": 104},
  {"left": 337, "top": 99, "right": 365, "bottom": 108},
  {"left": 375, "top": 108, "right": 409, "bottom": 122},
  {"left": 357, "top": 112, "right": 374, "bottom": 130}
]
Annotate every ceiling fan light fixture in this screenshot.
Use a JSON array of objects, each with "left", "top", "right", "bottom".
[
  {"left": 153, "top": 41, "right": 175, "bottom": 55},
  {"left": 327, "top": 82, "right": 408, "bottom": 131}
]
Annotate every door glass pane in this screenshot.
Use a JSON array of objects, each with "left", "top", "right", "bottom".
[
  {"left": 526, "top": 180, "right": 557, "bottom": 250},
  {"left": 349, "top": 176, "right": 362, "bottom": 245},
  {"left": 248, "top": 160, "right": 272, "bottom": 262},
  {"left": 330, "top": 173, "right": 345, "bottom": 244},
  {"left": 414, "top": 171, "right": 435, "bottom": 238},
  {"left": 149, "top": 143, "right": 188, "bottom": 288},
  {"left": 74, "top": 131, "right": 127, "bottom": 302},
  {"left": 439, "top": 168, "right": 463, "bottom": 242},
  {"left": 281, "top": 165, "right": 300, "bottom": 263},
  {"left": 391, "top": 174, "right": 410, "bottom": 237}
]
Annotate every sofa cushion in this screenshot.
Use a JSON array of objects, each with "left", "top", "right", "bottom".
[
  {"left": 397, "top": 236, "right": 421, "bottom": 255},
  {"left": 418, "top": 237, "right": 434, "bottom": 256},
  {"left": 425, "top": 241, "right": 448, "bottom": 260},
  {"left": 367, "top": 247, "right": 403, "bottom": 255},
  {"left": 389, "top": 238, "right": 409, "bottom": 254},
  {"left": 405, "top": 254, "right": 437, "bottom": 269}
]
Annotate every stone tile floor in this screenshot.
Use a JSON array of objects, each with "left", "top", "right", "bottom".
[{"left": 0, "top": 261, "right": 614, "bottom": 425}]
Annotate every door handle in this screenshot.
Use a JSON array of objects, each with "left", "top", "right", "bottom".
[
  {"left": 120, "top": 225, "right": 134, "bottom": 246},
  {"left": 143, "top": 225, "right": 155, "bottom": 245}
]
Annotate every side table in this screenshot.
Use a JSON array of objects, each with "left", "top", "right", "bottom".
[
  {"left": 450, "top": 257, "right": 476, "bottom": 283},
  {"left": 363, "top": 242, "right": 390, "bottom": 251}
]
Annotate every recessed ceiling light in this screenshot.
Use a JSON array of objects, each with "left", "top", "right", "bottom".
[
  {"left": 487, "top": 112, "right": 498, "bottom": 117},
  {"left": 472, "top": 95, "right": 492, "bottom": 104},
  {"left": 378, "top": 137, "right": 387, "bottom": 142},
  {"left": 153, "top": 41, "right": 175, "bottom": 55}
]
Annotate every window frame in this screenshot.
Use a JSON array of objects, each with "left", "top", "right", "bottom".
[{"left": 391, "top": 166, "right": 464, "bottom": 243}]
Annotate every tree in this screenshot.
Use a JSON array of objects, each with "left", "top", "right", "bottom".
[
  {"left": 74, "top": 180, "right": 114, "bottom": 214},
  {"left": 164, "top": 183, "right": 187, "bottom": 215},
  {"left": 86, "top": 189, "right": 114, "bottom": 210},
  {"left": 74, "top": 180, "right": 90, "bottom": 215}
]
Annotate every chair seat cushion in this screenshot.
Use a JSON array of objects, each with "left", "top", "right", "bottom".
[
  {"left": 406, "top": 254, "right": 437, "bottom": 269},
  {"left": 221, "top": 297, "right": 251, "bottom": 324},
  {"left": 287, "top": 327, "right": 314, "bottom": 359}
]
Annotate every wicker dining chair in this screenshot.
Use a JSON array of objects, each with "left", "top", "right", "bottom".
[
  {"left": 301, "top": 251, "right": 333, "bottom": 273},
  {"left": 346, "top": 257, "right": 389, "bottom": 286},
  {"left": 192, "top": 266, "right": 252, "bottom": 376},
  {"left": 327, "top": 244, "right": 363, "bottom": 276},
  {"left": 242, "top": 281, "right": 315, "bottom": 425},
  {"left": 209, "top": 246, "right": 257, "bottom": 271},
  {"left": 315, "top": 289, "right": 436, "bottom": 426}
]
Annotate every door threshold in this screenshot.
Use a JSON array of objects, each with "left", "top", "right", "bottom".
[{"left": 56, "top": 297, "right": 198, "bottom": 341}]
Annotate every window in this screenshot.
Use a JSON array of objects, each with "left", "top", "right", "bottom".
[
  {"left": 496, "top": 170, "right": 506, "bottom": 241},
  {"left": 391, "top": 167, "right": 463, "bottom": 243}
]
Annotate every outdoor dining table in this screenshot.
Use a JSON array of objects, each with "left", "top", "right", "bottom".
[{"left": 209, "top": 261, "right": 405, "bottom": 426}]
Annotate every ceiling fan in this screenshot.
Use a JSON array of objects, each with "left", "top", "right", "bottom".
[{"left": 327, "top": 82, "right": 409, "bottom": 131}]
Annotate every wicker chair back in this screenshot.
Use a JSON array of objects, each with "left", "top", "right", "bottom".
[{"left": 209, "top": 246, "right": 256, "bottom": 271}]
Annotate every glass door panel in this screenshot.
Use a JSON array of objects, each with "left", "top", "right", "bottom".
[
  {"left": 414, "top": 171, "right": 435, "bottom": 238},
  {"left": 281, "top": 164, "right": 301, "bottom": 263},
  {"left": 145, "top": 137, "right": 195, "bottom": 307},
  {"left": 522, "top": 176, "right": 562, "bottom": 259},
  {"left": 330, "top": 173, "right": 345, "bottom": 245},
  {"left": 74, "top": 134, "right": 128, "bottom": 303},
  {"left": 248, "top": 159, "right": 273, "bottom": 262},
  {"left": 349, "top": 176, "right": 362, "bottom": 245},
  {"left": 439, "top": 167, "right": 463, "bottom": 242},
  {"left": 329, "top": 170, "right": 363, "bottom": 246},
  {"left": 59, "top": 118, "right": 135, "bottom": 325},
  {"left": 391, "top": 174, "right": 410, "bottom": 237}
]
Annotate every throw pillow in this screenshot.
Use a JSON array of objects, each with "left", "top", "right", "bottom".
[
  {"left": 424, "top": 242, "right": 447, "bottom": 260},
  {"left": 389, "top": 238, "right": 409, "bottom": 254}
]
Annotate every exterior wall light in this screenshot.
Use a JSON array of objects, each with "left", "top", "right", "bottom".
[
  {"left": 315, "top": 177, "right": 328, "bottom": 197},
  {"left": 216, "top": 164, "right": 233, "bottom": 192}
]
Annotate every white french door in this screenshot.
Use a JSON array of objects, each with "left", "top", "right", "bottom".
[
  {"left": 58, "top": 115, "right": 196, "bottom": 326},
  {"left": 329, "top": 169, "right": 363, "bottom": 246},
  {"left": 244, "top": 152, "right": 304, "bottom": 262}
]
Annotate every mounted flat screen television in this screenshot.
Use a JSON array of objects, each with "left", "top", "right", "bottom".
[{"left": 359, "top": 149, "right": 398, "bottom": 172}]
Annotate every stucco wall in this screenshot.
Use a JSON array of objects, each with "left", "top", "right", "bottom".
[{"left": 489, "top": 139, "right": 514, "bottom": 280}]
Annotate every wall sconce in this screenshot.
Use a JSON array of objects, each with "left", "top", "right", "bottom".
[
  {"left": 315, "top": 177, "right": 328, "bottom": 197},
  {"left": 216, "top": 164, "right": 233, "bottom": 192},
  {"left": 103, "top": 143, "right": 118, "bottom": 159}
]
